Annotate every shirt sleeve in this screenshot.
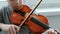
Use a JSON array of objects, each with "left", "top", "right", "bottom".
[
  {"left": 0, "top": 8, "right": 4, "bottom": 23},
  {"left": 0, "top": 8, "right": 3, "bottom": 31},
  {"left": 0, "top": 6, "right": 11, "bottom": 24}
]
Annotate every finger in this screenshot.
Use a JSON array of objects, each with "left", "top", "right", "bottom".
[
  {"left": 50, "top": 31, "right": 54, "bottom": 34},
  {"left": 51, "top": 29, "right": 57, "bottom": 34},
  {"left": 47, "top": 31, "right": 50, "bottom": 34},
  {"left": 48, "top": 30, "right": 56, "bottom": 34},
  {"left": 52, "top": 31, "right": 57, "bottom": 34},
  {"left": 11, "top": 26, "right": 16, "bottom": 34},
  {"left": 47, "top": 30, "right": 52, "bottom": 34},
  {"left": 14, "top": 25, "right": 20, "bottom": 32},
  {"left": 9, "top": 26, "right": 14, "bottom": 34},
  {"left": 47, "top": 31, "right": 49, "bottom": 34},
  {"left": 7, "top": 29, "right": 10, "bottom": 34},
  {"left": 52, "top": 32, "right": 56, "bottom": 34}
]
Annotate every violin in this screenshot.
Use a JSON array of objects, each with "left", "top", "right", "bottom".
[
  {"left": 10, "top": 4, "right": 49, "bottom": 34},
  {"left": 10, "top": 0, "right": 50, "bottom": 34},
  {"left": 10, "top": 0, "right": 60, "bottom": 33}
]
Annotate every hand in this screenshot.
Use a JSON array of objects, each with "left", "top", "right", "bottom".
[
  {"left": 0, "top": 23, "right": 19, "bottom": 34},
  {"left": 46, "top": 28, "right": 57, "bottom": 34}
]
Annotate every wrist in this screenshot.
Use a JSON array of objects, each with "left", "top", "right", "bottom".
[
  {"left": 0, "top": 23, "right": 6, "bottom": 31},
  {"left": 0, "top": 23, "right": 4, "bottom": 31}
]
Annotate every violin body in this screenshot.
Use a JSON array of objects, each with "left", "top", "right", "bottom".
[{"left": 10, "top": 5, "right": 49, "bottom": 34}]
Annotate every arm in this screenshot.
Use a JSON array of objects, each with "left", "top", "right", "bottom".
[
  {"left": 0, "top": 7, "right": 19, "bottom": 34},
  {"left": 0, "top": 23, "right": 19, "bottom": 34}
]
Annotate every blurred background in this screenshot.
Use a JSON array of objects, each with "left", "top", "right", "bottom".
[{"left": 0, "top": 0, "right": 60, "bottom": 34}]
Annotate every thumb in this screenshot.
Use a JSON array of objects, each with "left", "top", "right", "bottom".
[{"left": 14, "top": 25, "right": 20, "bottom": 32}]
